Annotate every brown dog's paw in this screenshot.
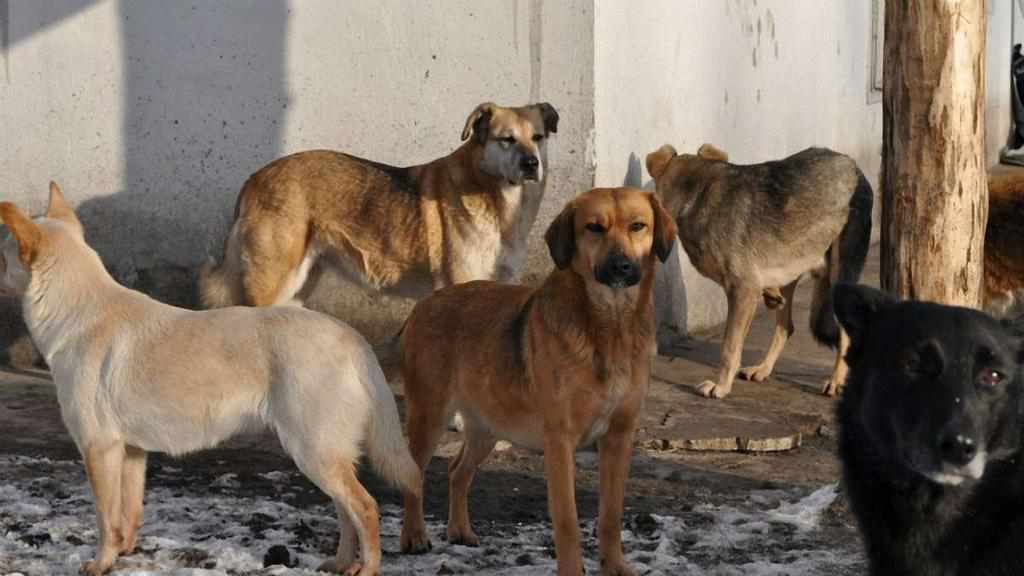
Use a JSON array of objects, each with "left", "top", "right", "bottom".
[
  {"left": 400, "top": 528, "right": 432, "bottom": 555},
  {"left": 446, "top": 525, "right": 481, "bottom": 547},
  {"left": 697, "top": 379, "right": 731, "bottom": 399},
  {"left": 738, "top": 364, "right": 772, "bottom": 382},
  {"left": 79, "top": 560, "right": 112, "bottom": 576}
]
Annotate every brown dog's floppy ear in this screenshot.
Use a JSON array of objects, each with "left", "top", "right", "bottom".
[
  {"left": 536, "top": 102, "right": 559, "bottom": 135},
  {"left": 544, "top": 202, "right": 576, "bottom": 270},
  {"left": 461, "top": 102, "right": 498, "bottom": 143},
  {"left": 696, "top": 143, "right": 729, "bottom": 162},
  {"left": 0, "top": 202, "right": 42, "bottom": 267},
  {"left": 648, "top": 193, "right": 678, "bottom": 263},
  {"left": 646, "top": 144, "right": 677, "bottom": 180},
  {"left": 46, "top": 181, "right": 81, "bottom": 228}
]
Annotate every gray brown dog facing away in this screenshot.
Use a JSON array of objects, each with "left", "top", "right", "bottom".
[{"left": 647, "top": 143, "right": 872, "bottom": 398}]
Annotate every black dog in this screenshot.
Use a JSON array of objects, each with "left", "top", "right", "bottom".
[{"left": 833, "top": 284, "right": 1024, "bottom": 576}]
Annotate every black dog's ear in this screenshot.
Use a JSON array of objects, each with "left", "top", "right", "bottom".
[
  {"left": 536, "top": 102, "right": 559, "bottom": 135},
  {"left": 833, "top": 283, "right": 896, "bottom": 347},
  {"left": 544, "top": 201, "right": 575, "bottom": 270}
]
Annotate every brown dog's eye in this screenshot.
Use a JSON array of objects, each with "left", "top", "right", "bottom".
[
  {"left": 585, "top": 223, "right": 606, "bottom": 234},
  {"left": 532, "top": 134, "right": 544, "bottom": 142},
  {"left": 629, "top": 222, "right": 647, "bottom": 233},
  {"left": 500, "top": 136, "right": 516, "bottom": 145},
  {"left": 978, "top": 370, "right": 1004, "bottom": 387}
]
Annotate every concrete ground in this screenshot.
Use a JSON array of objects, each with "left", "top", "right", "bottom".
[{"left": 0, "top": 246, "right": 878, "bottom": 574}]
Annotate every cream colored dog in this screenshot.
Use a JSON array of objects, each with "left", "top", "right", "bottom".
[{"left": 0, "top": 184, "right": 420, "bottom": 576}]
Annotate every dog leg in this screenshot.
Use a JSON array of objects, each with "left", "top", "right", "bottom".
[
  {"left": 597, "top": 426, "right": 638, "bottom": 576},
  {"left": 118, "top": 445, "right": 147, "bottom": 555},
  {"left": 740, "top": 279, "right": 798, "bottom": 382},
  {"left": 239, "top": 221, "right": 311, "bottom": 307},
  {"left": 400, "top": 403, "right": 448, "bottom": 554},
  {"left": 822, "top": 328, "right": 851, "bottom": 396},
  {"left": 81, "top": 442, "right": 126, "bottom": 576},
  {"left": 447, "top": 424, "right": 496, "bottom": 547},
  {"left": 699, "top": 286, "right": 760, "bottom": 399},
  {"left": 544, "top": 434, "right": 584, "bottom": 576},
  {"left": 317, "top": 462, "right": 381, "bottom": 576}
]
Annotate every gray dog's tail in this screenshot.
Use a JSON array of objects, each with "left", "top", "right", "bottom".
[{"left": 810, "top": 172, "right": 873, "bottom": 348}]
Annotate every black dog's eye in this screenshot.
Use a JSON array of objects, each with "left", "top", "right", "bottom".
[
  {"left": 978, "top": 369, "right": 1004, "bottom": 388},
  {"left": 629, "top": 222, "right": 647, "bottom": 233},
  {"left": 585, "top": 223, "right": 606, "bottom": 234},
  {"left": 532, "top": 134, "right": 545, "bottom": 142}
]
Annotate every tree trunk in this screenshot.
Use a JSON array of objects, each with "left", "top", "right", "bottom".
[{"left": 881, "top": 0, "right": 989, "bottom": 306}]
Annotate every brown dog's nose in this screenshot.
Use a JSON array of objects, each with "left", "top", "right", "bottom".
[{"left": 520, "top": 155, "right": 539, "bottom": 171}]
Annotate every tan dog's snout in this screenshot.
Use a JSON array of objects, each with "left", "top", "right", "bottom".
[{"left": 595, "top": 248, "right": 641, "bottom": 288}]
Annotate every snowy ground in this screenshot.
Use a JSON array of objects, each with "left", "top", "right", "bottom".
[{"left": 0, "top": 455, "right": 863, "bottom": 576}]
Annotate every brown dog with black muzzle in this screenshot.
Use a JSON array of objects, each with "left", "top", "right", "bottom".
[{"left": 395, "top": 187, "right": 677, "bottom": 576}]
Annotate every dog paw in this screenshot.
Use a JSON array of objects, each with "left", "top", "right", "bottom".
[
  {"left": 697, "top": 380, "right": 731, "bottom": 399},
  {"left": 821, "top": 378, "right": 841, "bottom": 397},
  {"left": 446, "top": 526, "right": 481, "bottom": 547},
  {"left": 601, "top": 559, "right": 637, "bottom": 576},
  {"left": 79, "top": 560, "right": 112, "bottom": 576},
  {"left": 738, "top": 365, "right": 772, "bottom": 382},
  {"left": 400, "top": 528, "right": 432, "bottom": 555}
]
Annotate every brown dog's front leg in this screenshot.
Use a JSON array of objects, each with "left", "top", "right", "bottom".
[
  {"left": 597, "top": 425, "right": 638, "bottom": 576},
  {"left": 544, "top": 434, "right": 584, "bottom": 576}
]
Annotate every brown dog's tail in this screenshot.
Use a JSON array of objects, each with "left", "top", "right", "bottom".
[
  {"left": 197, "top": 222, "right": 244, "bottom": 309},
  {"left": 811, "top": 171, "right": 874, "bottom": 348}
]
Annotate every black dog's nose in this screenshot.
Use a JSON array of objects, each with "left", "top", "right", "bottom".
[
  {"left": 520, "top": 155, "right": 539, "bottom": 170},
  {"left": 939, "top": 433, "right": 977, "bottom": 466}
]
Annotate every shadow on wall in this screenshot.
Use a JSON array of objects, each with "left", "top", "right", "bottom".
[
  {"left": 76, "top": 1, "right": 289, "bottom": 308},
  {"left": 622, "top": 152, "right": 690, "bottom": 350}
]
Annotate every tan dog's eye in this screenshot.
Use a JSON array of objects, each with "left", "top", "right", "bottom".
[
  {"left": 585, "top": 223, "right": 606, "bottom": 234},
  {"left": 500, "top": 136, "right": 516, "bottom": 145},
  {"left": 629, "top": 222, "right": 647, "bottom": 233},
  {"left": 532, "top": 134, "right": 545, "bottom": 142}
]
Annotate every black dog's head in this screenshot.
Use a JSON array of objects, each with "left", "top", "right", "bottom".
[{"left": 834, "top": 284, "right": 1024, "bottom": 487}]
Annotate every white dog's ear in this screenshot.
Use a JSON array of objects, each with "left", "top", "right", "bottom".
[
  {"left": 645, "top": 145, "right": 677, "bottom": 180},
  {"left": 0, "top": 202, "right": 42, "bottom": 266},
  {"left": 461, "top": 102, "right": 498, "bottom": 142},
  {"left": 46, "top": 181, "right": 83, "bottom": 231}
]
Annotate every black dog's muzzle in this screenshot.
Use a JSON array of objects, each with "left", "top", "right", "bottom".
[{"left": 595, "top": 250, "right": 641, "bottom": 288}]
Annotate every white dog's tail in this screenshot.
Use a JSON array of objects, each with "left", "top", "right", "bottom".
[{"left": 364, "top": 363, "right": 422, "bottom": 496}]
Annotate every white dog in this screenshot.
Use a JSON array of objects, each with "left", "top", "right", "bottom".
[{"left": 0, "top": 183, "right": 420, "bottom": 576}]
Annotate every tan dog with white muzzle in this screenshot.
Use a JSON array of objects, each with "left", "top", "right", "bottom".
[{"left": 395, "top": 187, "right": 677, "bottom": 576}]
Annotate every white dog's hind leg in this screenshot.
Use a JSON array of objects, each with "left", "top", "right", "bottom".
[{"left": 81, "top": 442, "right": 127, "bottom": 576}]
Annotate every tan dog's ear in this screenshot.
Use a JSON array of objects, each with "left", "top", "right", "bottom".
[
  {"left": 696, "top": 143, "right": 729, "bottom": 162},
  {"left": 646, "top": 144, "right": 677, "bottom": 180},
  {"left": 648, "top": 193, "right": 677, "bottom": 263},
  {"left": 535, "top": 102, "right": 559, "bottom": 135},
  {"left": 544, "top": 202, "right": 576, "bottom": 270},
  {"left": 46, "top": 181, "right": 81, "bottom": 227},
  {"left": 0, "top": 202, "right": 42, "bottom": 266},
  {"left": 461, "top": 102, "right": 498, "bottom": 143}
]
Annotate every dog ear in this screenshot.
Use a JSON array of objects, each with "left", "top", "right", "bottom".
[
  {"left": 696, "top": 143, "right": 729, "bottom": 162},
  {"left": 0, "top": 202, "right": 42, "bottom": 267},
  {"left": 648, "top": 193, "right": 677, "bottom": 263},
  {"left": 544, "top": 202, "right": 576, "bottom": 270},
  {"left": 45, "top": 181, "right": 82, "bottom": 230},
  {"left": 461, "top": 102, "right": 497, "bottom": 143},
  {"left": 646, "top": 145, "right": 677, "bottom": 180},
  {"left": 832, "top": 283, "right": 895, "bottom": 347},
  {"left": 535, "top": 102, "right": 559, "bottom": 135}
]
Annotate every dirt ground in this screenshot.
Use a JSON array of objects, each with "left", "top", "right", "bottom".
[{"left": 0, "top": 251, "right": 878, "bottom": 575}]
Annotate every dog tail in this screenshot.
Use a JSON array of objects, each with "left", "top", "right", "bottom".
[
  {"left": 364, "top": 359, "right": 421, "bottom": 496},
  {"left": 198, "top": 222, "right": 244, "bottom": 309},
  {"left": 811, "top": 171, "right": 874, "bottom": 348},
  {"left": 372, "top": 320, "right": 408, "bottom": 383}
]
